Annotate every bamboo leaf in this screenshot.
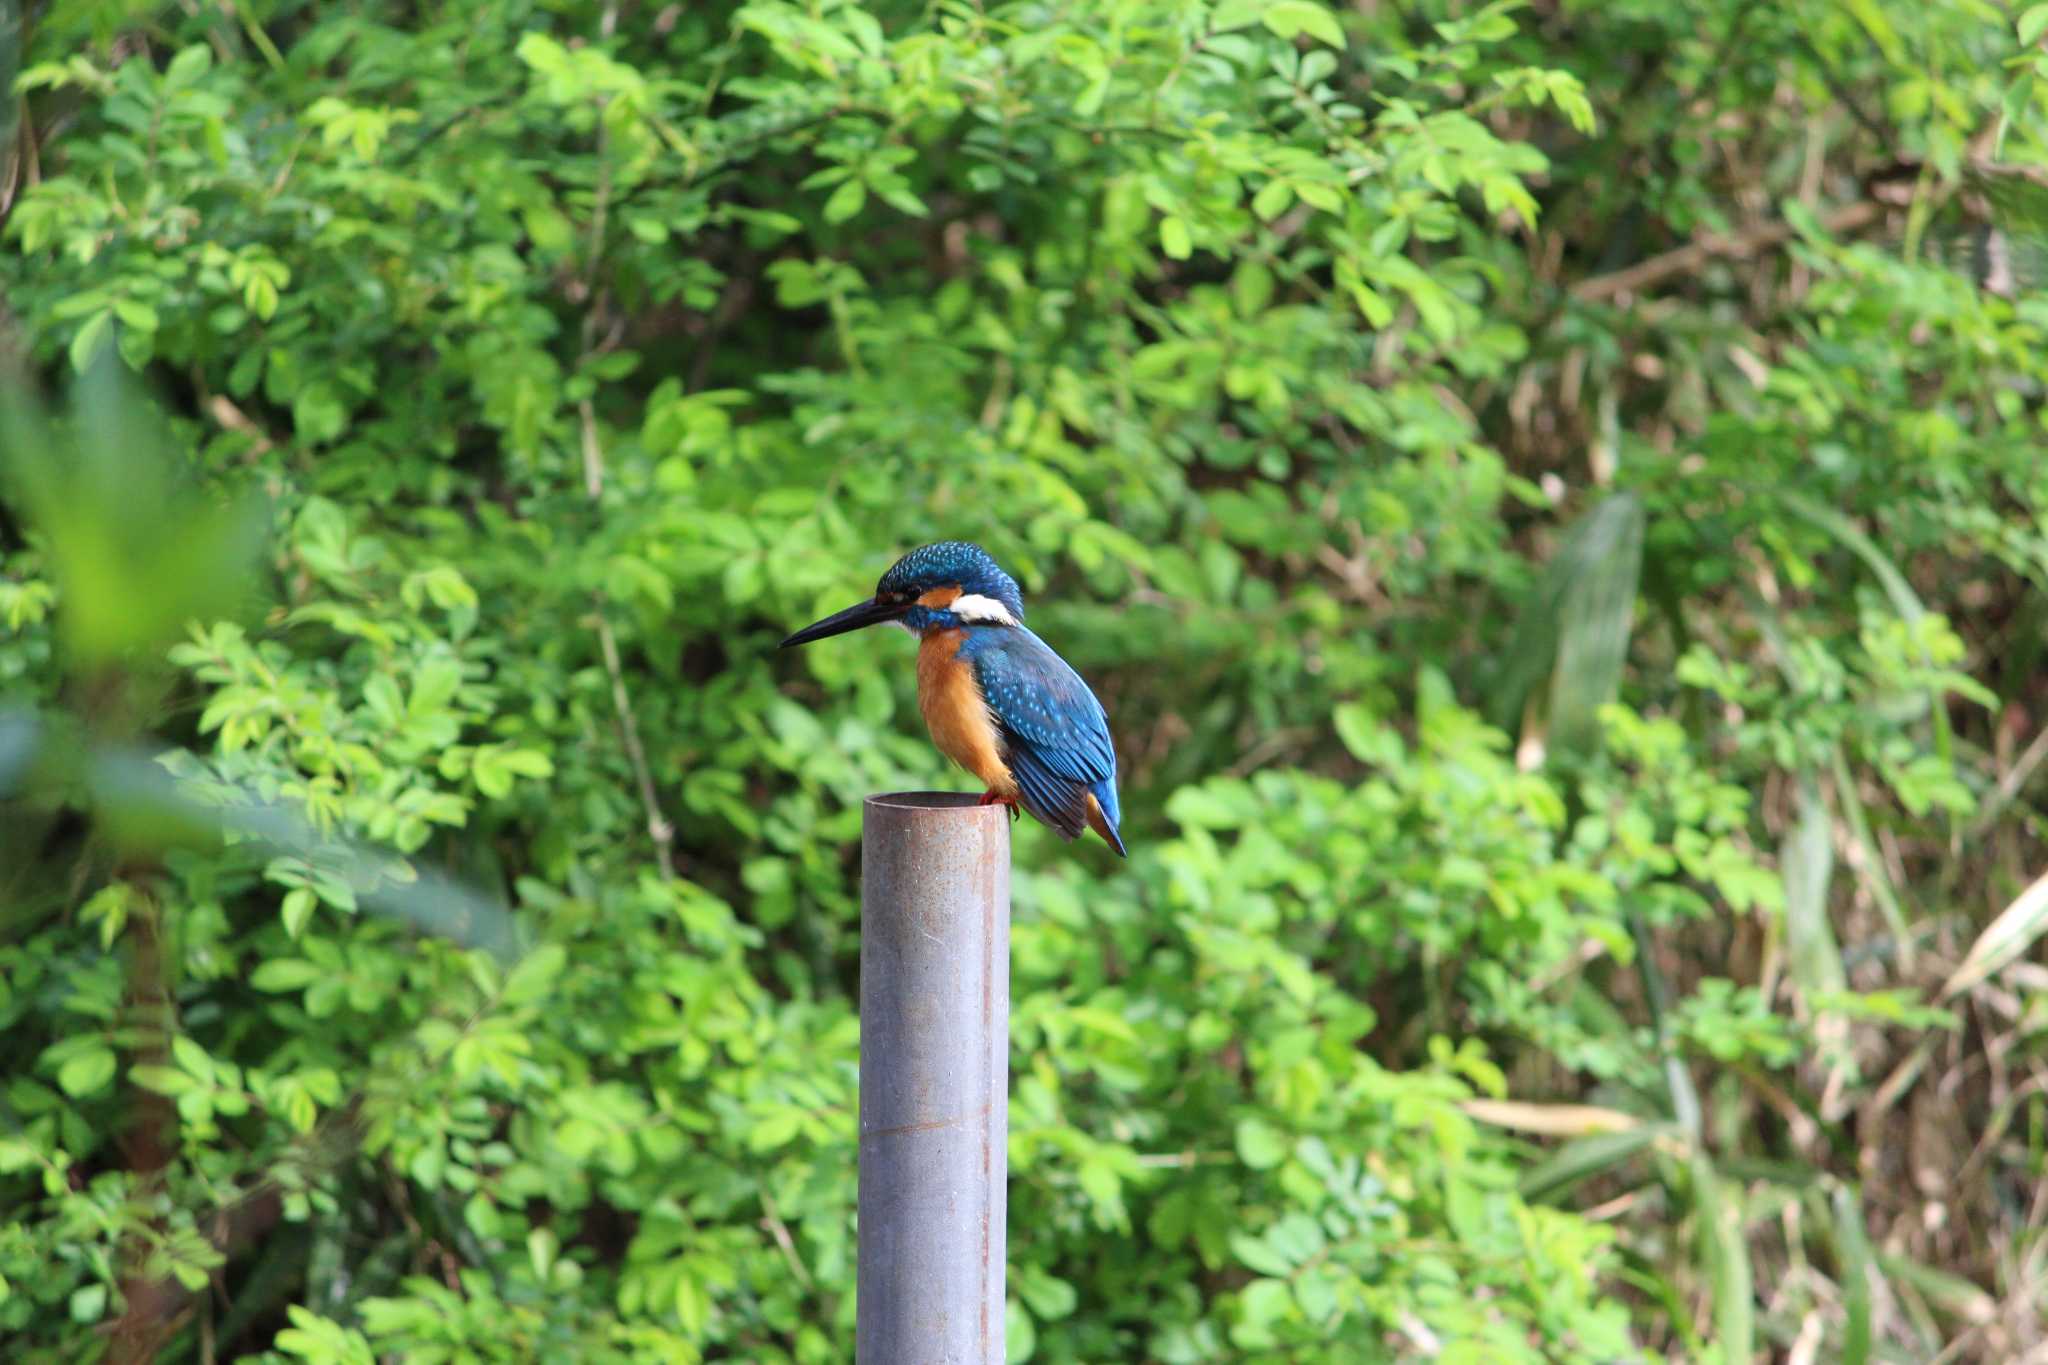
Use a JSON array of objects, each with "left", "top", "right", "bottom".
[
  {"left": 1781, "top": 494, "right": 1924, "bottom": 626},
  {"left": 1878, "top": 1254, "right": 1997, "bottom": 1326},
  {"left": 1460, "top": 1099, "right": 1642, "bottom": 1137},
  {"left": 1629, "top": 911, "right": 1704, "bottom": 1139},
  {"left": 1831, "top": 1185, "right": 1874, "bottom": 1365},
  {"left": 1548, "top": 493, "right": 1644, "bottom": 755},
  {"left": 1830, "top": 744, "right": 1913, "bottom": 967},
  {"left": 1783, "top": 771, "right": 1846, "bottom": 998},
  {"left": 1489, "top": 492, "right": 1644, "bottom": 758},
  {"left": 1941, "top": 870, "right": 2048, "bottom": 999},
  {"left": 1692, "top": 1153, "right": 1754, "bottom": 1363},
  {"left": 1519, "top": 1122, "right": 1679, "bottom": 1202}
]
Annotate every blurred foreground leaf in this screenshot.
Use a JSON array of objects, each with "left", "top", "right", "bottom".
[
  {"left": 0, "top": 354, "right": 267, "bottom": 669},
  {"left": 1490, "top": 492, "right": 1644, "bottom": 760}
]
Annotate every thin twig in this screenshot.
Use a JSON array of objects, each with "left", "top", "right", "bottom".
[
  {"left": 579, "top": 401, "right": 677, "bottom": 879},
  {"left": 205, "top": 394, "right": 277, "bottom": 459},
  {"left": 1969, "top": 723, "right": 2048, "bottom": 839},
  {"left": 593, "top": 611, "right": 677, "bottom": 879},
  {"left": 1131, "top": 1149, "right": 1234, "bottom": 1168},
  {"left": 578, "top": 398, "right": 605, "bottom": 501},
  {"left": 759, "top": 1189, "right": 813, "bottom": 1288},
  {"left": 585, "top": 112, "right": 613, "bottom": 298}
]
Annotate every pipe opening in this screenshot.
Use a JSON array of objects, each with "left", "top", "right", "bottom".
[{"left": 865, "top": 790, "right": 990, "bottom": 810}]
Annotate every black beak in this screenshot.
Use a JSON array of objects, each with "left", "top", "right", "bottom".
[{"left": 780, "top": 596, "right": 909, "bottom": 648}]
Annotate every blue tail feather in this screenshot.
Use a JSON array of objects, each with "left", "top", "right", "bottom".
[{"left": 1088, "top": 778, "right": 1126, "bottom": 857}]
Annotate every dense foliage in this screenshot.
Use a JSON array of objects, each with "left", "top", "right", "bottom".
[{"left": 5, "top": 0, "right": 2048, "bottom": 1359}]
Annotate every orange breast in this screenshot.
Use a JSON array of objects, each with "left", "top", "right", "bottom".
[{"left": 916, "top": 630, "right": 1015, "bottom": 795}]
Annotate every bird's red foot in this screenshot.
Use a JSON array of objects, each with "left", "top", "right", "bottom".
[{"left": 978, "top": 790, "right": 1022, "bottom": 821}]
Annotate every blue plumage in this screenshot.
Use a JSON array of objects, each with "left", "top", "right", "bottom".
[
  {"left": 960, "top": 627, "right": 1124, "bottom": 854},
  {"left": 781, "top": 540, "right": 1126, "bottom": 857},
  {"left": 879, "top": 542, "right": 1025, "bottom": 623}
]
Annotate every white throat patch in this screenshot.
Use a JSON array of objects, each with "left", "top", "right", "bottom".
[{"left": 950, "top": 593, "right": 1019, "bottom": 626}]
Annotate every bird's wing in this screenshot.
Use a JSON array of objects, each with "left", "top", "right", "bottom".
[{"left": 963, "top": 628, "right": 1116, "bottom": 839}]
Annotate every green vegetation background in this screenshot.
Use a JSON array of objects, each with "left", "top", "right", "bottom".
[{"left": 4, "top": 0, "right": 2048, "bottom": 1359}]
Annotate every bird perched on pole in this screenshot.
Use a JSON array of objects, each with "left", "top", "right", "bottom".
[{"left": 781, "top": 541, "right": 1126, "bottom": 857}]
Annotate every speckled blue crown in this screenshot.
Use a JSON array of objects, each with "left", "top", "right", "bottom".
[{"left": 878, "top": 542, "right": 1026, "bottom": 622}]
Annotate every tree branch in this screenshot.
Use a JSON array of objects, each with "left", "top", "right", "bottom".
[{"left": 1571, "top": 201, "right": 1881, "bottom": 304}]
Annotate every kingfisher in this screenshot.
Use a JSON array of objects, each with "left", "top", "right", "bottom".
[{"left": 780, "top": 541, "right": 1126, "bottom": 857}]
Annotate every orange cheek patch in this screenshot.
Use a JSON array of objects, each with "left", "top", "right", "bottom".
[{"left": 918, "top": 586, "right": 962, "bottom": 608}]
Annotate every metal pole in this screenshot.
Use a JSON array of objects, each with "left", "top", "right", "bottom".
[{"left": 858, "top": 791, "right": 1010, "bottom": 1365}]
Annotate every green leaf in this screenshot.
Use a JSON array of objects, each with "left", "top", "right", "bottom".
[
  {"left": 1349, "top": 283, "right": 1392, "bottom": 327},
  {"left": 1263, "top": 2, "right": 1346, "bottom": 49},
  {"left": 69, "top": 1284, "right": 107, "bottom": 1324},
  {"left": 1782, "top": 492, "right": 1956, "bottom": 771},
  {"left": 282, "top": 887, "right": 316, "bottom": 938},
  {"left": 1252, "top": 180, "right": 1295, "bottom": 220},
  {"left": 251, "top": 959, "right": 323, "bottom": 992},
  {"left": 411, "top": 658, "right": 464, "bottom": 715},
  {"left": 364, "top": 674, "right": 404, "bottom": 729},
  {"left": 171, "top": 1034, "right": 215, "bottom": 1083},
  {"left": 471, "top": 744, "right": 549, "bottom": 799},
  {"left": 1293, "top": 1266, "right": 1339, "bottom": 1323},
  {"left": 1839, "top": 0, "right": 1903, "bottom": 61},
  {"left": 1293, "top": 180, "right": 1344, "bottom": 213},
  {"left": 58, "top": 1045, "right": 116, "bottom": 1098},
  {"left": 1165, "top": 785, "right": 1244, "bottom": 830},
  {"left": 502, "top": 943, "right": 567, "bottom": 1005},
  {"left": 1006, "top": 1297, "right": 1035, "bottom": 1361},
  {"left": 1234, "top": 1116, "right": 1288, "bottom": 1170},
  {"left": 499, "top": 748, "right": 554, "bottom": 779},
  {"left": 112, "top": 298, "right": 159, "bottom": 332},
  {"left": 69, "top": 310, "right": 113, "bottom": 373},
  {"left": 1211, "top": 0, "right": 1263, "bottom": 31},
  {"left": 163, "top": 44, "right": 213, "bottom": 92},
  {"left": 1333, "top": 703, "right": 1400, "bottom": 766},
  {"left": 1016, "top": 1269, "right": 1077, "bottom": 1321},
  {"left": 292, "top": 383, "right": 346, "bottom": 444},
  {"left": 823, "top": 179, "right": 866, "bottom": 224},
  {"left": 1160, "top": 216, "right": 1193, "bottom": 260},
  {"left": 1231, "top": 260, "right": 1274, "bottom": 316},
  {"left": 1237, "top": 1276, "right": 1292, "bottom": 1328},
  {"left": 1230, "top": 1231, "right": 1295, "bottom": 1276},
  {"left": 2023, "top": 4, "right": 2048, "bottom": 47},
  {"left": 131, "top": 1065, "right": 195, "bottom": 1095},
  {"left": 748, "top": 1109, "right": 802, "bottom": 1151}
]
